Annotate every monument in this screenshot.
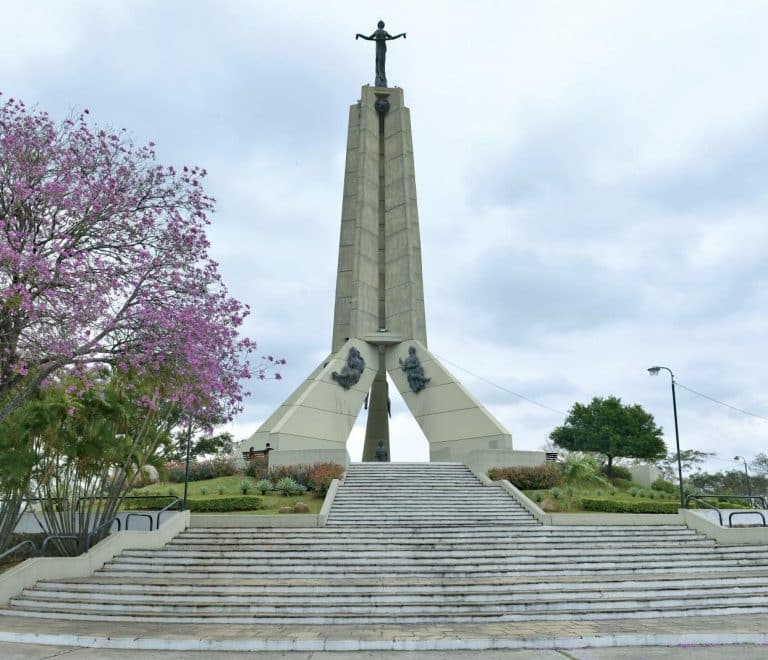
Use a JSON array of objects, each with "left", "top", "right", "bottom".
[{"left": 243, "top": 23, "right": 516, "bottom": 467}]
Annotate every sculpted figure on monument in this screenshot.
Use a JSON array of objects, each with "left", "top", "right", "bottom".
[
  {"left": 356, "top": 20, "right": 406, "bottom": 88},
  {"left": 331, "top": 346, "right": 366, "bottom": 389},
  {"left": 375, "top": 440, "right": 388, "bottom": 462},
  {"left": 400, "top": 346, "right": 431, "bottom": 393}
]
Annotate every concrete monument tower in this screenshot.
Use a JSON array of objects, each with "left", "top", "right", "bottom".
[{"left": 245, "top": 23, "right": 513, "bottom": 466}]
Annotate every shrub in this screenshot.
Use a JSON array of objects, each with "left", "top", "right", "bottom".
[
  {"left": 124, "top": 495, "right": 262, "bottom": 512},
  {"left": 199, "top": 486, "right": 208, "bottom": 496},
  {"left": 166, "top": 457, "right": 239, "bottom": 483},
  {"left": 254, "top": 479, "right": 272, "bottom": 495},
  {"left": 239, "top": 479, "right": 253, "bottom": 495},
  {"left": 602, "top": 464, "right": 632, "bottom": 481},
  {"left": 245, "top": 461, "right": 268, "bottom": 479},
  {"left": 562, "top": 454, "right": 607, "bottom": 487},
  {"left": 270, "top": 465, "right": 313, "bottom": 490},
  {"left": 307, "top": 463, "right": 345, "bottom": 495},
  {"left": 610, "top": 478, "right": 634, "bottom": 490},
  {"left": 218, "top": 485, "right": 225, "bottom": 495},
  {"left": 652, "top": 477, "right": 677, "bottom": 493},
  {"left": 275, "top": 477, "right": 306, "bottom": 496},
  {"left": 581, "top": 497, "right": 679, "bottom": 514},
  {"left": 487, "top": 464, "right": 563, "bottom": 490},
  {"left": 166, "top": 464, "right": 186, "bottom": 483}
]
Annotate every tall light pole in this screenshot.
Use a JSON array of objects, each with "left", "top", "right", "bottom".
[
  {"left": 182, "top": 417, "right": 193, "bottom": 511},
  {"left": 648, "top": 365, "right": 685, "bottom": 508},
  {"left": 734, "top": 455, "right": 753, "bottom": 499}
]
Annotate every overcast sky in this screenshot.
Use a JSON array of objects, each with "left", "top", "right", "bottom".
[{"left": 4, "top": 1, "right": 768, "bottom": 473}]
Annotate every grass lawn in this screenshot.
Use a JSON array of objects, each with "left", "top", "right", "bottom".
[{"left": 128, "top": 475, "right": 324, "bottom": 514}]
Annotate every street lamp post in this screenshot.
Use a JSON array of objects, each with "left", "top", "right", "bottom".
[
  {"left": 734, "top": 455, "right": 753, "bottom": 499},
  {"left": 182, "top": 417, "right": 193, "bottom": 511},
  {"left": 648, "top": 365, "right": 685, "bottom": 508}
]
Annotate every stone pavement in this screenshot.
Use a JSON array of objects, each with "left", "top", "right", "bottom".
[
  {"left": 2, "top": 642, "right": 768, "bottom": 659},
  {"left": 0, "top": 613, "right": 767, "bottom": 654}
]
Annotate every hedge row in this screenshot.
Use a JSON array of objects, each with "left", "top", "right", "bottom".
[
  {"left": 581, "top": 497, "right": 679, "bottom": 514},
  {"left": 124, "top": 496, "right": 263, "bottom": 513},
  {"left": 487, "top": 464, "right": 563, "bottom": 490}
]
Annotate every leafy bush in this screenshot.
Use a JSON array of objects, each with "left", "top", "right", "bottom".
[
  {"left": 488, "top": 464, "right": 563, "bottom": 490},
  {"left": 166, "top": 464, "right": 186, "bottom": 483},
  {"left": 166, "top": 457, "right": 239, "bottom": 483},
  {"left": 124, "top": 495, "right": 262, "bottom": 512},
  {"left": 652, "top": 477, "right": 677, "bottom": 493},
  {"left": 602, "top": 464, "right": 632, "bottom": 481},
  {"left": 610, "top": 478, "right": 634, "bottom": 490},
  {"left": 307, "top": 463, "right": 345, "bottom": 495},
  {"left": 275, "top": 477, "right": 306, "bottom": 496},
  {"left": 199, "top": 486, "right": 208, "bottom": 496},
  {"left": 269, "top": 465, "right": 313, "bottom": 490},
  {"left": 562, "top": 454, "right": 607, "bottom": 487},
  {"left": 254, "top": 479, "right": 272, "bottom": 495},
  {"left": 581, "top": 497, "right": 679, "bottom": 513},
  {"left": 239, "top": 479, "right": 253, "bottom": 495},
  {"left": 245, "top": 460, "right": 268, "bottom": 479}
]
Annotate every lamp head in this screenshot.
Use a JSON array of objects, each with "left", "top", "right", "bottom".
[
  {"left": 734, "top": 455, "right": 744, "bottom": 461},
  {"left": 648, "top": 366, "right": 661, "bottom": 376}
]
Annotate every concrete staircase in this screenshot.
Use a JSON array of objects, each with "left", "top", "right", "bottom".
[
  {"left": 3, "top": 462, "right": 768, "bottom": 624},
  {"left": 327, "top": 462, "right": 537, "bottom": 526}
]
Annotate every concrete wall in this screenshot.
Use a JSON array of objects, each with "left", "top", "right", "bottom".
[
  {"left": 0, "top": 510, "right": 189, "bottom": 606},
  {"left": 629, "top": 464, "right": 661, "bottom": 487},
  {"left": 386, "top": 340, "right": 513, "bottom": 461},
  {"left": 239, "top": 338, "right": 378, "bottom": 456},
  {"left": 681, "top": 508, "right": 768, "bottom": 545},
  {"left": 464, "top": 450, "right": 547, "bottom": 477}
]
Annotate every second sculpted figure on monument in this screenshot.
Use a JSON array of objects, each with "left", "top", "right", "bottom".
[
  {"left": 356, "top": 20, "right": 406, "bottom": 88},
  {"left": 400, "top": 346, "right": 431, "bottom": 393},
  {"left": 331, "top": 347, "right": 366, "bottom": 389}
]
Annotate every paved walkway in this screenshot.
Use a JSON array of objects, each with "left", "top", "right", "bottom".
[
  {"left": 0, "top": 613, "right": 767, "bottom": 654},
  {"left": 2, "top": 641, "right": 768, "bottom": 659}
]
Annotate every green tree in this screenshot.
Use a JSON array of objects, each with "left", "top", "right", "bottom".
[
  {"left": 656, "top": 449, "right": 715, "bottom": 482},
  {"left": 164, "top": 430, "right": 235, "bottom": 462},
  {"left": 688, "top": 470, "right": 768, "bottom": 496},
  {"left": 751, "top": 453, "right": 768, "bottom": 476},
  {"left": 550, "top": 396, "right": 666, "bottom": 475}
]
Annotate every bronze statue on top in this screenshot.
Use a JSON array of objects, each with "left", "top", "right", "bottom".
[{"left": 356, "top": 20, "right": 406, "bottom": 88}]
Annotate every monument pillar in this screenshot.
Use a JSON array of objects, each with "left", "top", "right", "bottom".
[{"left": 242, "top": 84, "right": 513, "bottom": 467}]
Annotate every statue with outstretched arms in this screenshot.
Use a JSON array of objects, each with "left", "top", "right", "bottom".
[{"left": 356, "top": 21, "right": 406, "bottom": 87}]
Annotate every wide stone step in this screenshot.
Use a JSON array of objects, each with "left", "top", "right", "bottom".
[
  {"left": 163, "top": 540, "right": 716, "bottom": 553},
  {"left": 25, "top": 581, "right": 768, "bottom": 606},
  {"left": 5, "top": 602, "right": 768, "bottom": 624},
  {"left": 36, "top": 572, "right": 768, "bottom": 594},
  {"left": 107, "top": 546, "right": 768, "bottom": 565},
  {"left": 178, "top": 524, "right": 694, "bottom": 533},
  {"left": 120, "top": 544, "right": 720, "bottom": 561},
  {"left": 173, "top": 530, "right": 707, "bottom": 541},
  {"left": 100, "top": 556, "right": 768, "bottom": 575},
  {"left": 13, "top": 589, "right": 768, "bottom": 618}
]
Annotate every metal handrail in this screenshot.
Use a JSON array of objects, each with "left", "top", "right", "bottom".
[
  {"left": 729, "top": 510, "right": 767, "bottom": 528},
  {"left": 87, "top": 516, "right": 121, "bottom": 543},
  {"left": 125, "top": 513, "right": 154, "bottom": 531},
  {"left": 0, "top": 539, "right": 37, "bottom": 563},
  {"left": 685, "top": 495, "right": 723, "bottom": 525},
  {"left": 40, "top": 534, "right": 80, "bottom": 555},
  {"left": 155, "top": 497, "right": 182, "bottom": 529}
]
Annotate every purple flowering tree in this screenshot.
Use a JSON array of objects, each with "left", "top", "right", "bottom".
[{"left": 0, "top": 94, "right": 271, "bottom": 425}]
